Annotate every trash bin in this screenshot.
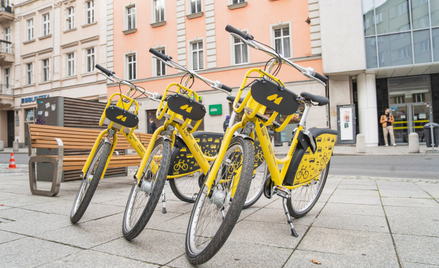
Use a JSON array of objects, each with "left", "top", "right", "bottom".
[{"left": 423, "top": 123, "right": 439, "bottom": 147}]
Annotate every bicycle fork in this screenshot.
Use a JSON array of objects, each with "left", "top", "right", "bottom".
[{"left": 275, "top": 186, "right": 299, "bottom": 237}]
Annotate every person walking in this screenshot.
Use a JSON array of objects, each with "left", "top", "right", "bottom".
[
  {"left": 380, "top": 108, "right": 396, "bottom": 147},
  {"left": 223, "top": 115, "right": 230, "bottom": 132},
  {"left": 149, "top": 118, "right": 157, "bottom": 134}
]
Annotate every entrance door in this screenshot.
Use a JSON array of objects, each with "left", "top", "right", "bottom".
[
  {"left": 7, "top": 110, "right": 14, "bottom": 147},
  {"left": 391, "top": 105, "right": 409, "bottom": 144},
  {"left": 391, "top": 104, "right": 430, "bottom": 144}
]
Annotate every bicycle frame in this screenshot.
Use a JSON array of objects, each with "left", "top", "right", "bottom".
[
  {"left": 133, "top": 80, "right": 216, "bottom": 185},
  {"left": 82, "top": 92, "right": 147, "bottom": 179}
]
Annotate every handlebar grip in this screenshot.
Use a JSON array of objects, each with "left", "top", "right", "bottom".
[
  {"left": 95, "top": 64, "right": 114, "bottom": 77},
  {"left": 225, "top": 25, "right": 254, "bottom": 40},
  {"left": 313, "top": 72, "right": 328, "bottom": 83},
  {"left": 220, "top": 84, "right": 233, "bottom": 93},
  {"left": 149, "top": 48, "right": 172, "bottom": 61}
]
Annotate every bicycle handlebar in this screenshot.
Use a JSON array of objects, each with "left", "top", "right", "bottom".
[
  {"left": 149, "top": 49, "right": 232, "bottom": 94},
  {"left": 96, "top": 64, "right": 115, "bottom": 77},
  {"left": 94, "top": 64, "right": 161, "bottom": 101},
  {"left": 149, "top": 48, "right": 172, "bottom": 62},
  {"left": 225, "top": 24, "right": 328, "bottom": 86},
  {"left": 225, "top": 25, "right": 254, "bottom": 40}
]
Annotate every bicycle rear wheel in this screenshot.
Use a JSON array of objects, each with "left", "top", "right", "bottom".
[
  {"left": 287, "top": 161, "right": 330, "bottom": 218},
  {"left": 243, "top": 160, "right": 266, "bottom": 209},
  {"left": 185, "top": 136, "right": 254, "bottom": 265},
  {"left": 169, "top": 171, "right": 201, "bottom": 203},
  {"left": 122, "top": 137, "right": 172, "bottom": 241},
  {"left": 70, "top": 140, "right": 111, "bottom": 223}
]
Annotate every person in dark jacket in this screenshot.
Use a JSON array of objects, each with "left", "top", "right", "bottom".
[
  {"left": 149, "top": 118, "right": 157, "bottom": 134},
  {"left": 223, "top": 115, "right": 230, "bottom": 132}
]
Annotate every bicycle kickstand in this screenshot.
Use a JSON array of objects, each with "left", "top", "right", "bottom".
[
  {"left": 282, "top": 198, "right": 298, "bottom": 237},
  {"left": 161, "top": 182, "right": 167, "bottom": 214}
]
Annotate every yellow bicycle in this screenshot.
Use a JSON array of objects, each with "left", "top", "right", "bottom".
[
  {"left": 70, "top": 64, "right": 162, "bottom": 224},
  {"left": 184, "top": 25, "right": 337, "bottom": 265}
]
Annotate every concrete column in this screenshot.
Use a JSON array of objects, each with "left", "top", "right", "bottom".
[{"left": 357, "top": 73, "right": 379, "bottom": 146}]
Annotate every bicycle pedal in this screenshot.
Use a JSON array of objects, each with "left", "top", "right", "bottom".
[{"left": 274, "top": 186, "right": 291, "bottom": 199}]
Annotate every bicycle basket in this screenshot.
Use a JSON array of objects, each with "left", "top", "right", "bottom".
[
  {"left": 167, "top": 94, "right": 206, "bottom": 121},
  {"left": 105, "top": 105, "right": 139, "bottom": 128},
  {"left": 251, "top": 79, "right": 299, "bottom": 115}
]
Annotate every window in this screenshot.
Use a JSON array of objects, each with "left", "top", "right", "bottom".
[
  {"left": 375, "top": 13, "right": 382, "bottom": 24},
  {"left": 153, "top": 48, "right": 166, "bottom": 76},
  {"left": 190, "top": 0, "right": 202, "bottom": 14},
  {"left": 233, "top": 33, "right": 249, "bottom": 64},
  {"left": 126, "top": 53, "right": 136, "bottom": 80},
  {"left": 86, "top": 48, "right": 95, "bottom": 73},
  {"left": 413, "top": 93, "right": 424, "bottom": 102},
  {"left": 42, "top": 59, "right": 49, "bottom": 82},
  {"left": 191, "top": 41, "right": 204, "bottom": 70},
  {"left": 27, "top": 19, "right": 34, "bottom": 41},
  {"left": 273, "top": 25, "right": 291, "bottom": 58},
  {"left": 153, "top": 0, "right": 165, "bottom": 23},
  {"left": 5, "top": 27, "right": 11, "bottom": 53},
  {"left": 232, "top": 0, "right": 246, "bottom": 3},
  {"left": 86, "top": 1, "right": 95, "bottom": 24},
  {"left": 41, "top": 13, "right": 50, "bottom": 36},
  {"left": 67, "top": 7, "right": 75, "bottom": 30},
  {"left": 5, "top": 68, "right": 10, "bottom": 89},
  {"left": 126, "top": 5, "right": 136, "bottom": 30},
  {"left": 67, "top": 53, "right": 75, "bottom": 76},
  {"left": 396, "top": 2, "right": 408, "bottom": 16},
  {"left": 26, "top": 63, "right": 33, "bottom": 84}
]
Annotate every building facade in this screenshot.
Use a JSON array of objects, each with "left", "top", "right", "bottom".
[
  {"left": 108, "top": 0, "right": 329, "bottom": 142},
  {"left": 320, "top": 0, "right": 439, "bottom": 146},
  {"left": 0, "top": 0, "right": 109, "bottom": 148}
]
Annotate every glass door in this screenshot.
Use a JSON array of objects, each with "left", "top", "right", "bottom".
[
  {"left": 412, "top": 104, "right": 430, "bottom": 143},
  {"left": 391, "top": 105, "right": 409, "bottom": 144}
]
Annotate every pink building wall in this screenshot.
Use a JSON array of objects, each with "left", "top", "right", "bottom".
[{"left": 109, "top": 0, "right": 321, "bottom": 97}]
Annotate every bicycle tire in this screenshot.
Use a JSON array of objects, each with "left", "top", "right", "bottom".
[
  {"left": 169, "top": 171, "right": 201, "bottom": 203},
  {"left": 243, "top": 160, "right": 266, "bottom": 209},
  {"left": 122, "top": 137, "right": 172, "bottom": 241},
  {"left": 185, "top": 136, "right": 254, "bottom": 265},
  {"left": 70, "top": 140, "right": 111, "bottom": 224},
  {"left": 287, "top": 161, "right": 330, "bottom": 218}
]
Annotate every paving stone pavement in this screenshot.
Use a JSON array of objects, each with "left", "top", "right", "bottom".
[{"left": 1, "top": 167, "right": 439, "bottom": 267}]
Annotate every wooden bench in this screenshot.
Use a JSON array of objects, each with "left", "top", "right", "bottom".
[{"left": 27, "top": 124, "right": 152, "bottom": 196}]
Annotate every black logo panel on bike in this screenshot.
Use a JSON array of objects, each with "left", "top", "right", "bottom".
[
  {"left": 105, "top": 105, "right": 139, "bottom": 128},
  {"left": 251, "top": 79, "right": 299, "bottom": 115},
  {"left": 167, "top": 94, "right": 206, "bottom": 121}
]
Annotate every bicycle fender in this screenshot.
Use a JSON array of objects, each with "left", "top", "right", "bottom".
[{"left": 284, "top": 128, "right": 337, "bottom": 186}]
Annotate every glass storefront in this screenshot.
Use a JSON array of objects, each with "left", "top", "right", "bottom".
[
  {"left": 363, "top": 0, "right": 439, "bottom": 69},
  {"left": 388, "top": 75, "right": 431, "bottom": 143}
]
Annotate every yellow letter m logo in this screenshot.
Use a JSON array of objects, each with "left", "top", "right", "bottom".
[
  {"left": 116, "top": 115, "right": 127, "bottom": 122},
  {"left": 267, "top": 94, "right": 283, "bottom": 105},
  {"left": 180, "top": 105, "right": 193, "bottom": 113}
]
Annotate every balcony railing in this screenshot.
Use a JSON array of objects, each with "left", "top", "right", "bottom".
[
  {"left": 0, "top": 83, "right": 12, "bottom": 95},
  {"left": 0, "top": 6, "right": 13, "bottom": 14},
  {"left": 0, "top": 39, "right": 13, "bottom": 54}
]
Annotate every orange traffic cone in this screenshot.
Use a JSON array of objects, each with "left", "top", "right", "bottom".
[{"left": 7, "top": 152, "right": 17, "bottom": 169}]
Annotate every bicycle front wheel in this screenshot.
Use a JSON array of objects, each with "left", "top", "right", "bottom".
[
  {"left": 185, "top": 136, "right": 254, "bottom": 265},
  {"left": 70, "top": 140, "right": 111, "bottom": 224},
  {"left": 287, "top": 161, "right": 330, "bottom": 218},
  {"left": 122, "top": 137, "right": 172, "bottom": 241}
]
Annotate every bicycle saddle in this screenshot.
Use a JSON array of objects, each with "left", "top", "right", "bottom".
[{"left": 300, "top": 92, "right": 329, "bottom": 106}]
